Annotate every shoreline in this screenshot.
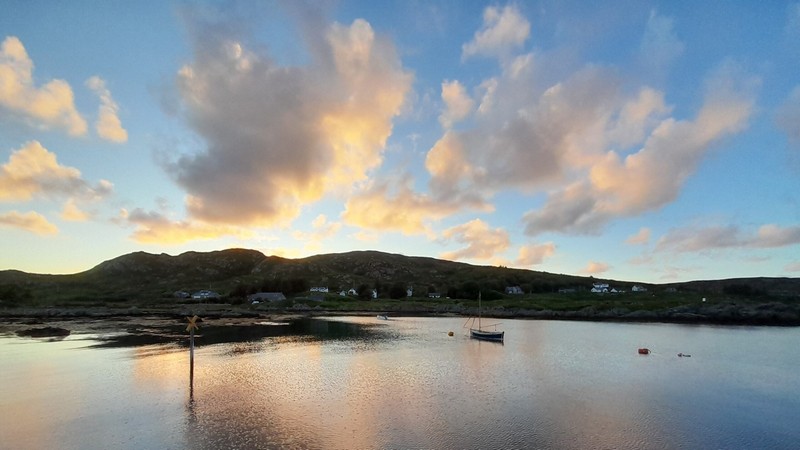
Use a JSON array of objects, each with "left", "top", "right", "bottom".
[{"left": 1, "top": 303, "right": 798, "bottom": 328}]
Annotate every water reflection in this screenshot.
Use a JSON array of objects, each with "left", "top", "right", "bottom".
[{"left": 1, "top": 317, "right": 798, "bottom": 449}]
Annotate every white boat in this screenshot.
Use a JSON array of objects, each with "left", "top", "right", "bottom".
[
  {"left": 465, "top": 292, "right": 504, "bottom": 342},
  {"left": 376, "top": 314, "right": 389, "bottom": 320}
]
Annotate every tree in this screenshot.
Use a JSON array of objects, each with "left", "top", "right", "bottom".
[
  {"left": 357, "top": 283, "right": 372, "bottom": 300},
  {"left": 389, "top": 282, "right": 407, "bottom": 299}
]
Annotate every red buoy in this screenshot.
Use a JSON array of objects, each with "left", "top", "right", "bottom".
[{"left": 638, "top": 348, "right": 650, "bottom": 355}]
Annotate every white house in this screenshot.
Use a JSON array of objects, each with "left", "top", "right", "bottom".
[
  {"left": 428, "top": 292, "right": 441, "bottom": 299},
  {"left": 632, "top": 285, "right": 648, "bottom": 292},
  {"left": 192, "top": 290, "right": 220, "bottom": 300},
  {"left": 310, "top": 287, "right": 328, "bottom": 293},
  {"left": 591, "top": 283, "right": 609, "bottom": 293},
  {"left": 505, "top": 286, "right": 524, "bottom": 295}
]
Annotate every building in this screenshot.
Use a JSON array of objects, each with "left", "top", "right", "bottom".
[
  {"left": 505, "top": 286, "right": 524, "bottom": 295},
  {"left": 248, "top": 292, "right": 286, "bottom": 303},
  {"left": 632, "top": 285, "right": 648, "bottom": 292},
  {"left": 192, "top": 290, "right": 220, "bottom": 300},
  {"left": 310, "top": 287, "right": 328, "bottom": 293},
  {"left": 591, "top": 283, "right": 609, "bottom": 293}
]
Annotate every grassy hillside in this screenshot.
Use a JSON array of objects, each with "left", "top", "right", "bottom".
[{"left": 1, "top": 249, "right": 799, "bottom": 320}]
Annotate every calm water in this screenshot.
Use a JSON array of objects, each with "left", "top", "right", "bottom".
[{"left": 1, "top": 317, "right": 798, "bottom": 450}]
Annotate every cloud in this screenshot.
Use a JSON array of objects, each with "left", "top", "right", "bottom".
[
  {"left": 60, "top": 198, "right": 89, "bottom": 222},
  {"left": 524, "top": 62, "right": 757, "bottom": 236},
  {"left": 439, "top": 218, "right": 510, "bottom": 261},
  {"left": 439, "top": 80, "right": 474, "bottom": 128},
  {"left": 341, "top": 179, "right": 456, "bottom": 236},
  {"left": 522, "top": 182, "right": 604, "bottom": 235},
  {"left": 655, "top": 223, "right": 800, "bottom": 252},
  {"left": 639, "top": 10, "right": 684, "bottom": 72},
  {"left": 122, "top": 208, "right": 253, "bottom": 244},
  {"left": 787, "top": 2, "right": 800, "bottom": 35},
  {"left": 86, "top": 76, "right": 128, "bottom": 143},
  {"left": 292, "top": 214, "right": 342, "bottom": 250},
  {"left": 626, "top": 227, "right": 651, "bottom": 245},
  {"left": 515, "top": 242, "right": 555, "bottom": 266},
  {"left": 776, "top": 86, "right": 800, "bottom": 146},
  {"left": 0, "top": 36, "right": 87, "bottom": 135},
  {"left": 168, "top": 13, "right": 412, "bottom": 227},
  {"left": 0, "top": 210, "right": 58, "bottom": 235},
  {"left": 755, "top": 224, "right": 800, "bottom": 248},
  {"left": 0, "top": 141, "right": 113, "bottom": 202},
  {"left": 582, "top": 261, "right": 610, "bottom": 275},
  {"left": 462, "top": 5, "right": 530, "bottom": 60}
]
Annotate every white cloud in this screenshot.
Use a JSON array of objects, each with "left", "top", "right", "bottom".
[
  {"left": 639, "top": 11, "right": 684, "bottom": 72},
  {"left": 439, "top": 218, "right": 510, "bottom": 261},
  {"left": 86, "top": 76, "right": 128, "bottom": 143},
  {"left": 0, "top": 210, "right": 58, "bottom": 235},
  {"left": 462, "top": 5, "right": 530, "bottom": 60},
  {"left": 655, "top": 223, "right": 800, "bottom": 252},
  {"left": 0, "top": 36, "right": 87, "bottom": 135},
  {"left": 0, "top": 141, "right": 113, "bottom": 202},
  {"left": 439, "top": 80, "right": 474, "bottom": 128},
  {"left": 168, "top": 14, "right": 412, "bottom": 227}
]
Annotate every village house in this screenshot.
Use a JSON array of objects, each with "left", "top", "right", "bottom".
[
  {"left": 591, "top": 283, "right": 609, "bottom": 293},
  {"left": 192, "top": 290, "right": 220, "bottom": 300},
  {"left": 310, "top": 287, "right": 328, "bottom": 293},
  {"left": 247, "top": 292, "right": 286, "bottom": 303},
  {"left": 505, "top": 286, "right": 524, "bottom": 295}
]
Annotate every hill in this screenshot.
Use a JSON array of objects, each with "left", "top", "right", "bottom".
[{"left": 1, "top": 249, "right": 799, "bottom": 320}]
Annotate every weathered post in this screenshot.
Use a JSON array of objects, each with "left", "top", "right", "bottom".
[{"left": 186, "top": 315, "right": 200, "bottom": 398}]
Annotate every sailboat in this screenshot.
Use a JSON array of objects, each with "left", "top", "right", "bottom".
[{"left": 466, "top": 292, "right": 504, "bottom": 342}]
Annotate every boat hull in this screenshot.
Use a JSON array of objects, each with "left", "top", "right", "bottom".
[{"left": 470, "top": 329, "right": 504, "bottom": 342}]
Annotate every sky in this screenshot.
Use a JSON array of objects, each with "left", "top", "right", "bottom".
[{"left": 1, "top": 1, "right": 799, "bottom": 283}]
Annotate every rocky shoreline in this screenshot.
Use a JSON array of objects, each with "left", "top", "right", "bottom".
[{"left": 2, "top": 300, "right": 799, "bottom": 335}]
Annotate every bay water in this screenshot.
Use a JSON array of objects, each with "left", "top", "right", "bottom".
[{"left": 1, "top": 316, "right": 798, "bottom": 449}]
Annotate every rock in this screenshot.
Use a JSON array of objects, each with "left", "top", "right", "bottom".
[{"left": 16, "top": 326, "right": 71, "bottom": 338}]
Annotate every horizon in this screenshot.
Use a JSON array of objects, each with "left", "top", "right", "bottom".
[
  {"left": 6, "top": 246, "right": 797, "bottom": 286},
  {"left": 1, "top": 1, "right": 799, "bottom": 283}
]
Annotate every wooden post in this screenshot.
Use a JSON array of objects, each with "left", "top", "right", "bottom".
[{"left": 186, "top": 315, "right": 200, "bottom": 399}]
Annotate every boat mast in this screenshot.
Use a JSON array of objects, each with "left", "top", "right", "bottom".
[{"left": 478, "top": 290, "right": 482, "bottom": 330}]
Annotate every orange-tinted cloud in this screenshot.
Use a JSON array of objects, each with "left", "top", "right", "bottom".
[
  {"left": 626, "top": 227, "right": 651, "bottom": 245},
  {"left": 0, "top": 210, "right": 57, "bottom": 235},
  {"left": 342, "top": 180, "right": 455, "bottom": 236},
  {"left": 583, "top": 261, "right": 610, "bottom": 275},
  {"left": 515, "top": 242, "right": 555, "bottom": 266},
  {"left": 0, "top": 141, "right": 112, "bottom": 202},
  {"left": 292, "top": 214, "right": 342, "bottom": 251},
  {"left": 167, "top": 13, "right": 411, "bottom": 228},
  {"left": 0, "top": 36, "right": 87, "bottom": 135},
  {"left": 439, "top": 218, "right": 510, "bottom": 261},
  {"left": 60, "top": 198, "right": 89, "bottom": 222},
  {"left": 525, "top": 63, "right": 756, "bottom": 236},
  {"left": 86, "top": 76, "right": 128, "bottom": 143},
  {"left": 122, "top": 208, "right": 253, "bottom": 244}
]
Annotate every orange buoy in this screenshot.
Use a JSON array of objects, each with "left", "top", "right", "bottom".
[{"left": 638, "top": 348, "right": 650, "bottom": 355}]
